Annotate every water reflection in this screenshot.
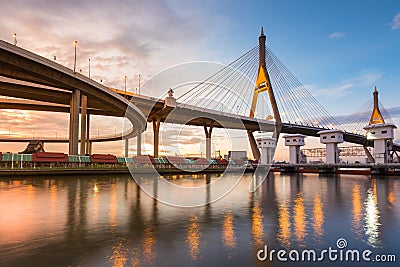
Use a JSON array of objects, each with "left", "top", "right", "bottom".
[
  {"left": 186, "top": 216, "right": 201, "bottom": 261},
  {"left": 222, "top": 212, "right": 236, "bottom": 249},
  {"left": 0, "top": 174, "right": 399, "bottom": 267},
  {"left": 142, "top": 225, "right": 157, "bottom": 264},
  {"left": 49, "top": 184, "right": 58, "bottom": 224},
  {"left": 312, "top": 193, "right": 324, "bottom": 243},
  {"left": 352, "top": 184, "right": 362, "bottom": 237},
  {"left": 387, "top": 181, "right": 395, "bottom": 209},
  {"left": 364, "top": 180, "right": 381, "bottom": 247},
  {"left": 109, "top": 183, "right": 118, "bottom": 228},
  {"left": 293, "top": 192, "right": 307, "bottom": 245},
  {"left": 92, "top": 183, "right": 99, "bottom": 224},
  {"left": 277, "top": 201, "right": 291, "bottom": 248},
  {"left": 251, "top": 203, "right": 264, "bottom": 247},
  {"left": 109, "top": 239, "right": 128, "bottom": 267}
]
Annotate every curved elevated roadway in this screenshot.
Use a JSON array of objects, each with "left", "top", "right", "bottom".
[{"left": 0, "top": 40, "right": 147, "bottom": 148}]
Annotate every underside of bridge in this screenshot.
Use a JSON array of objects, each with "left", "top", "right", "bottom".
[{"left": 0, "top": 40, "right": 147, "bottom": 155}]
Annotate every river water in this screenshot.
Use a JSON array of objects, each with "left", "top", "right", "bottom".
[{"left": 0, "top": 172, "right": 399, "bottom": 267}]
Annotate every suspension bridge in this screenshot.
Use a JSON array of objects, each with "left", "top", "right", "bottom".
[{"left": 0, "top": 28, "right": 398, "bottom": 165}]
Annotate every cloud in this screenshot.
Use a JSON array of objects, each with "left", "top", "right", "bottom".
[
  {"left": 0, "top": 0, "right": 219, "bottom": 89},
  {"left": 328, "top": 32, "right": 346, "bottom": 39},
  {"left": 390, "top": 13, "right": 400, "bottom": 30},
  {"left": 310, "top": 71, "right": 383, "bottom": 98}
]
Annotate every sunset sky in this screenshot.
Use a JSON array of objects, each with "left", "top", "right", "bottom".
[{"left": 0, "top": 0, "right": 399, "bottom": 159}]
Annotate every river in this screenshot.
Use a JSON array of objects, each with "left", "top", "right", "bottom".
[{"left": 0, "top": 172, "right": 399, "bottom": 266}]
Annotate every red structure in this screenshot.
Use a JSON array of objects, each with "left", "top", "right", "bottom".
[
  {"left": 166, "top": 156, "right": 186, "bottom": 165},
  {"left": 216, "top": 159, "right": 229, "bottom": 165},
  {"left": 133, "top": 155, "right": 155, "bottom": 164},
  {"left": 193, "top": 158, "right": 210, "bottom": 165},
  {"left": 32, "top": 152, "right": 69, "bottom": 162},
  {"left": 90, "top": 154, "right": 118, "bottom": 163}
]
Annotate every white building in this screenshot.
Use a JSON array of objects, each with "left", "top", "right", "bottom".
[
  {"left": 283, "top": 134, "right": 306, "bottom": 164},
  {"left": 317, "top": 129, "right": 344, "bottom": 164}
]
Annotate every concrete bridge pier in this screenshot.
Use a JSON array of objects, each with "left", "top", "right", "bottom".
[
  {"left": 153, "top": 117, "right": 161, "bottom": 158},
  {"left": 80, "top": 95, "right": 87, "bottom": 155},
  {"left": 69, "top": 89, "right": 80, "bottom": 155},
  {"left": 283, "top": 134, "right": 306, "bottom": 164},
  {"left": 85, "top": 114, "right": 91, "bottom": 155},
  {"left": 124, "top": 139, "right": 129, "bottom": 157},
  {"left": 204, "top": 123, "right": 214, "bottom": 160},
  {"left": 318, "top": 129, "right": 344, "bottom": 164},
  {"left": 137, "top": 133, "right": 142, "bottom": 156},
  {"left": 256, "top": 136, "right": 276, "bottom": 165}
]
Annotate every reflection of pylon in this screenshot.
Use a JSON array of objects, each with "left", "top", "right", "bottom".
[{"left": 248, "top": 28, "right": 282, "bottom": 160}]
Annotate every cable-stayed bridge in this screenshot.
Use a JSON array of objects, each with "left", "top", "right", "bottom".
[{"left": 0, "top": 28, "right": 398, "bottom": 163}]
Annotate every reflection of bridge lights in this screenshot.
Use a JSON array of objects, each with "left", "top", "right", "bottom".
[
  {"left": 251, "top": 203, "right": 264, "bottom": 247},
  {"left": 277, "top": 202, "right": 291, "bottom": 248},
  {"left": 142, "top": 226, "right": 157, "bottom": 264},
  {"left": 364, "top": 183, "right": 381, "bottom": 247},
  {"left": 109, "top": 184, "right": 117, "bottom": 227},
  {"left": 186, "top": 216, "right": 201, "bottom": 261},
  {"left": 352, "top": 184, "right": 362, "bottom": 236},
  {"left": 294, "top": 192, "right": 307, "bottom": 243},
  {"left": 312, "top": 194, "right": 324, "bottom": 240},
  {"left": 109, "top": 239, "right": 128, "bottom": 267},
  {"left": 93, "top": 184, "right": 99, "bottom": 193},
  {"left": 222, "top": 212, "right": 236, "bottom": 249}
]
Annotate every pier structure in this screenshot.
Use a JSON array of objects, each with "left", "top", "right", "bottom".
[
  {"left": 256, "top": 136, "right": 276, "bottom": 165},
  {"left": 283, "top": 134, "right": 306, "bottom": 164},
  {"left": 317, "top": 129, "right": 344, "bottom": 164}
]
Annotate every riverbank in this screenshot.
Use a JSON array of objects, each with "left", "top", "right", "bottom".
[{"left": 0, "top": 166, "right": 254, "bottom": 177}]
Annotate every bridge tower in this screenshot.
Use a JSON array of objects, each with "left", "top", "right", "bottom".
[
  {"left": 364, "top": 87, "right": 397, "bottom": 164},
  {"left": 247, "top": 27, "right": 282, "bottom": 161}
]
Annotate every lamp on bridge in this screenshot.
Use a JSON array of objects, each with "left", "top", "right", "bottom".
[{"left": 73, "top": 40, "right": 78, "bottom": 72}]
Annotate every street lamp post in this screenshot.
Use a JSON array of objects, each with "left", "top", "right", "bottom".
[
  {"left": 73, "top": 41, "right": 78, "bottom": 72},
  {"left": 88, "top": 58, "right": 91, "bottom": 78},
  {"left": 13, "top": 33, "right": 17, "bottom": 45}
]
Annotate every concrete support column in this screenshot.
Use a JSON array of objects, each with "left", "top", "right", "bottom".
[
  {"left": 153, "top": 117, "right": 161, "bottom": 158},
  {"left": 364, "top": 124, "right": 397, "bottom": 164},
  {"left": 318, "top": 130, "right": 344, "bottom": 164},
  {"left": 256, "top": 137, "right": 276, "bottom": 165},
  {"left": 85, "top": 114, "right": 90, "bottom": 155},
  {"left": 80, "top": 95, "right": 87, "bottom": 155},
  {"left": 69, "top": 89, "right": 80, "bottom": 155},
  {"left": 137, "top": 132, "right": 142, "bottom": 156},
  {"left": 283, "top": 134, "right": 306, "bottom": 164},
  {"left": 204, "top": 124, "right": 213, "bottom": 160},
  {"left": 247, "top": 130, "right": 260, "bottom": 161},
  {"left": 124, "top": 139, "right": 129, "bottom": 157},
  {"left": 87, "top": 141, "right": 92, "bottom": 155}
]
